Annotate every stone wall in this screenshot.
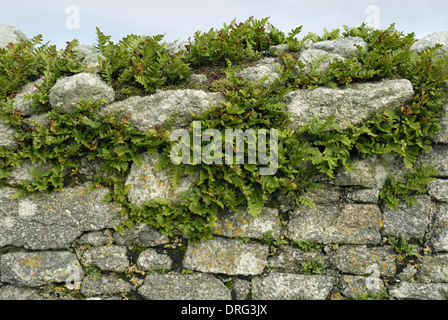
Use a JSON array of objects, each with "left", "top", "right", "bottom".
[{"left": 1, "top": 25, "right": 448, "bottom": 300}]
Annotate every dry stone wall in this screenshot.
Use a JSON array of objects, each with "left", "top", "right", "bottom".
[{"left": 1, "top": 25, "right": 448, "bottom": 300}]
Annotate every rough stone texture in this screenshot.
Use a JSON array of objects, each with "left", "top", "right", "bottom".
[
  {"left": 418, "top": 254, "right": 448, "bottom": 283},
  {"left": 427, "top": 203, "right": 448, "bottom": 252},
  {"left": 284, "top": 79, "right": 414, "bottom": 130},
  {"left": 347, "top": 188, "right": 380, "bottom": 203},
  {"left": 6, "top": 159, "right": 53, "bottom": 185},
  {"left": 328, "top": 245, "right": 397, "bottom": 277},
  {"left": 99, "top": 89, "right": 226, "bottom": 131},
  {"left": 331, "top": 153, "right": 408, "bottom": 189},
  {"left": 268, "top": 44, "right": 290, "bottom": 56},
  {"left": 251, "top": 273, "right": 337, "bottom": 300},
  {"left": 0, "top": 285, "right": 44, "bottom": 300},
  {"left": 0, "top": 24, "right": 28, "bottom": 48},
  {"left": 0, "top": 251, "right": 83, "bottom": 287},
  {"left": 136, "top": 248, "right": 173, "bottom": 271},
  {"left": 418, "top": 145, "right": 448, "bottom": 177},
  {"left": 81, "top": 245, "right": 129, "bottom": 273},
  {"left": 49, "top": 73, "right": 115, "bottom": 113},
  {"left": 237, "top": 58, "right": 281, "bottom": 86},
  {"left": 112, "top": 222, "right": 169, "bottom": 247},
  {"left": 138, "top": 272, "right": 231, "bottom": 300},
  {"left": 80, "top": 274, "right": 134, "bottom": 297},
  {"left": 212, "top": 207, "right": 282, "bottom": 240},
  {"left": 286, "top": 204, "right": 382, "bottom": 244},
  {"left": 338, "top": 275, "right": 384, "bottom": 298},
  {"left": 0, "top": 183, "right": 125, "bottom": 250},
  {"left": 12, "top": 78, "right": 43, "bottom": 116},
  {"left": 304, "top": 187, "right": 341, "bottom": 204},
  {"left": 232, "top": 278, "right": 251, "bottom": 300},
  {"left": 427, "top": 179, "right": 448, "bottom": 202},
  {"left": 0, "top": 118, "right": 18, "bottom": 150},
  {"left": 79, "top": 230, "right": 113, "bottom": 246},
  {"left": 389, "top": 282, "right": 448, "bottom": 300},
  {"left": 297, "top": 49, "right": 345, "bottom": 74},
  {"left": 267, "top": 245, "right": 327, "bottom": 273},
  {"left": 411, "top": 31, "right": 448, "bottom": 59},
  {"left": 381, "top": 195, "right": 431, "bottom": 241},
  {"left": 189, "top": 73, "right": 207, "bottom": 84},
  {"left": 431, "top": 104, "right": 448, "bottom": 144},
  {"left": 183, "top": 237, "right": 269, "bottom": 276},
  {"left": 74, "top": 44, "right": 104, "bottom": 66},
  {"left": 302, "top": 37, "right": 368, "bottom": 59},
  {"left": 125, "top": 152, "right": 198, "bottom": 207}
]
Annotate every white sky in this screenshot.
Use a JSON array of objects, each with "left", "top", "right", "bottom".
[{"left": 1, "top": 0, "right": 447, "bottom": 48}]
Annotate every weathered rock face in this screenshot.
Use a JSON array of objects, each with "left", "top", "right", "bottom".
[
  {"left": 411, "top": 31, "right": 448, "bottom": 59},
  {"left": 284, "top": 79, "right": 414, "bottom": 129},
  {"left": 100, "top": 89, "right": 226, "bottom": 131},
  {"left": 286, "top": 204, "right": 382, "bottom": 244},
  {"left": 302, "top": 37, "right": 368, "bottom": 59},
  {"left": 125, "top": 152, "right": 198, "bottom": 206},
  {"left": 0, "top": 119, "right": 18, "bottom": 150},
  {"left": 138, "top": 272, "right": 231, "bottom": 300},
  {"left": 252, "top": 273, "right": 337, "bottom": 300},
  {"left": 237, "top": 58, "right": 281, "bottom": 86},
  {"left": 297, "top": 49, "right": 345, "bottom": 74},
  {"left": 0, "top": 183, "right": 126, "bottom": 250},
  {"left": 49, "top": 73, "right": 115, "bottom": 113},
  {"left": 0, "top": 24, "right": 28, "bottom": 48},
  {"left": 183, "top": 237, "right": 269, "bottom": 276}
]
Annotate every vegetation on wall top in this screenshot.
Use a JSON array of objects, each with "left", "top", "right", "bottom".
[{"left": 1, "top": 17, "right": 447, "bottom": 241}]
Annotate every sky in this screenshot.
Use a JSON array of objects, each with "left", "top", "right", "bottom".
[{"left": 1, "top": 0, "right": 447, "bottom": 48}]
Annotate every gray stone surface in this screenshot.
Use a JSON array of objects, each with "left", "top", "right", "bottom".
[
  {"left": 418, "top": 144, "right": 448, "bottom": 177},
  {"left": 99, "top": 89, "right": 226, "bottom": 131},
  {"left": 212, "top": 207, "right": 282, "bottom": 240},
  {"left": 183, "top": 237, "right": 269, "bottom": 276},
  {"left": 80, "top": 274, "right": 134, "bottom": 297},
  {"left": 251, "top": 273, "right": 337, "bottom": 300},
  {"left": 418, "top": 254, "right": 448, "bottom": 283},
  {"left": 232, "top": 278, "right": 251, "bottom": 300},
  {"left": 79, "top": 230, "right": 113, "bottom": 246},
  {"left": 381, "top": 195, "right": 431, "bottom": 240},
  {"left": 0, "top": 183, "right": 125, "bottom": 250},
  {"left": 431, "top": 104, "right": 448, "bottom": 144},
  {"left": 6, "top": 159, "right": 53, "bottom": 185},
  {"left": 237, "top": 58, "right": 281, "bottom": 86},
  {"left": 189, "top": 73, "right": 207, "bottom": 84},
  {"left": 49, "top": 73, "right": 115, "bottom": 113},
  {"left": 411, "top": 31, "right": 448, "bottom": 59},
  {"left": 284, "top": 79, "right": 414, "bottom": 130},
  {"left": 138, "top": 272, "right": 231, "bottom": 300},
  {"left": 136, "top": 248, "right": 173, "bottom": 271},
  {"left": 267, "top": 245, "right": 327, "bottom": 273},
  {"left": 331, "top": 153, "right": 408, "bottom": 189},
  {"left": 347, "top": 188, "right": 380, "bottom": 203},
  {"left": 286, "top": 204, "right": 382, "bottom": 244},
  {"left": 268, "top": 44, "right": 290, "bottom": 56},
  {"left": 0, "top": 285, "right": 44, "bottom": 300},
  {"left": 304, "top": 187, "right": 341, "bottom": 204},
  {"left": 0, "top": 118, "right": 18, "bottom": 150},
  {"left": 427, "top": 203, "right": 448, "bottom": 252},
  {"left": 112, "top": 222, "right": 169, "bottom": 247},
  {"left": 389, "top": 282, "right": 448, "bottom": 300},
  {"left": 338, "top": 275, "right": 384, "bottom": 298},
  {"left": 427, "top": 179, "right": 448, "bottom": 202},
  {"left": 0, "top": 251, "right": 83, "bottom": 287},
  {"left": 297, "top": 49, "right": 345, "bottom": 74},
  {"left": 81, "top": 245, "right": 129, "bottom": 273},
  {"left": 12, "top": 78, "right": 43, "bottom": 116},
  {"left": 125, "top": 152, "right": 198, "bottom": 206},
  {"left": 328, "top": 245, "right": 397, "bottom": 277},
  {"left": 302, "top": 37, "right": 367, "bottom": 59},
  {"left": 0, "top": 24, "right": 28, "bottom": 48}
]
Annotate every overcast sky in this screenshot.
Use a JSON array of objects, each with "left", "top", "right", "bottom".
[{"left": 1, "top": 0, "right": 447, "bottom": 48}]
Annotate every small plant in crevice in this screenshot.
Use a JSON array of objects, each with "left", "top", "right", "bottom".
[
  {"left": 300, "top": 258, "right": 326, "bottom": 275},
  {"left": 387, "top": 234, "right": 418, "bottom": 257}
]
